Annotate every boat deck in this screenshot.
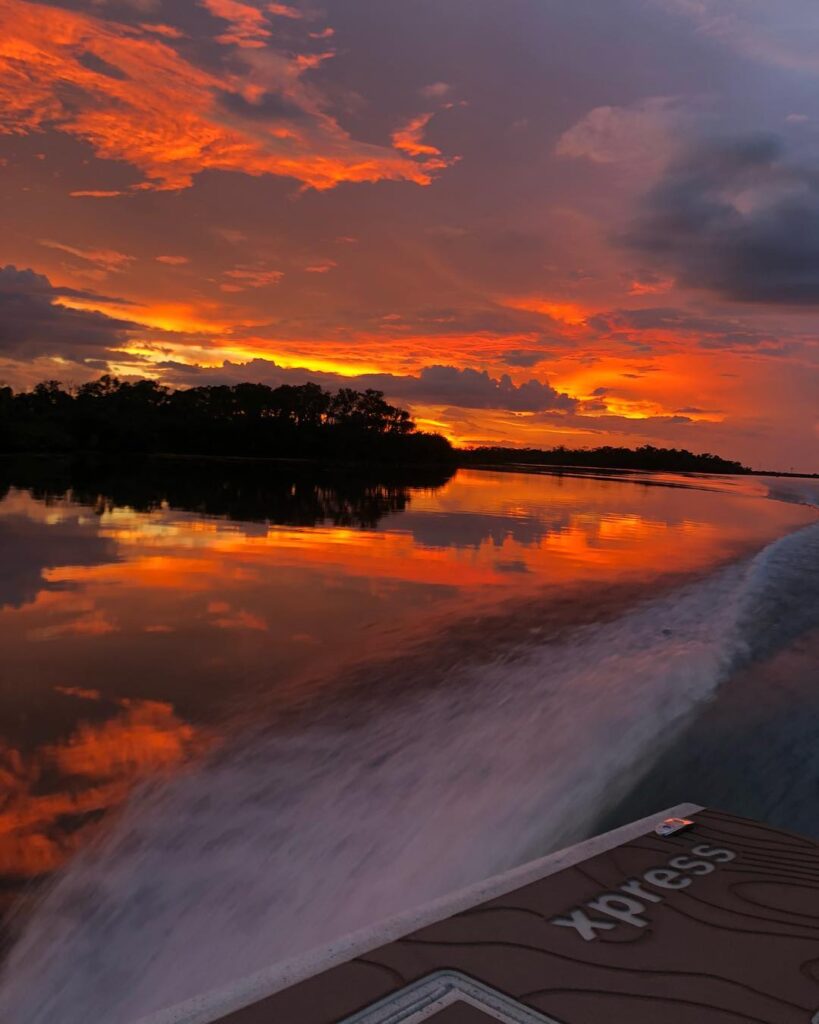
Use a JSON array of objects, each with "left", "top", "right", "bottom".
[{"left": 151, "top": 807, "right": 819, "bottom": 1024}]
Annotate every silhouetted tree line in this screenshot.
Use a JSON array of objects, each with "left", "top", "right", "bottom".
[
  {"left": 1, "top": 377, "right": 754, "bottom": 474},
  {"left": 0, "top": 455, "right": 455, "bottom": 530},
  {"left": 0, "top": 377, "right": 454, "bottom": 464},
  {"left": 462, "top": 445, "right": 750, "bottom": 474}
]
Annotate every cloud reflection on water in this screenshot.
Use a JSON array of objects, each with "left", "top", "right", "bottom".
[{"left": 0, "top": 460, "right": 812, "bottom": 891}]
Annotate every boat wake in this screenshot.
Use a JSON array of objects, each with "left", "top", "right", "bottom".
[{"left": 1, "top": 513, "right": 818, "bottom": 1024}]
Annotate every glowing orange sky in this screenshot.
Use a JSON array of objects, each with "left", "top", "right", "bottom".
[{"left": 0, "top": 0, "right": 817, "bottom": 469}]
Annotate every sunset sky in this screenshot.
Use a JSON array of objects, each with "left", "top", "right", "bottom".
[{"left": 0, "top": 0, "right": 817, "bottom": 470}]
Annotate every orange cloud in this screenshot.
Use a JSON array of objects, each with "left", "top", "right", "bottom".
[
  {"left": 392, "top": 111, "right": 444, "bottom": 158},
  {"left": 56, "top": 294, "right": 233, "bottom": 335},
  {"left": 501, "top": 296, "right": 592, "bottom": 326},
  {"left": 628, "top": 275, "right": 675, "bottom": 296},
  {"left": 222, "top": 265, "right": 285, "bottom": 290},
  {"left": 0, "top": 0, "right": 446, "bottom": 192},
  {"left": 294, "top": 50, "right": 335, "bottom": 71},
  {"left": 139, "top": 23, "right": 186, "bottom": 39},
  {"left": 268, "top": 3, "right": 304, "bottom": 19},
  {"left": 304, "top": 259, "right": 336, "bottom": 273},
  {"left": 38, "top": 239, "right": 134, "bottom": 272},
  {"left": 202, "top": 0, "right": 272, "bottom": 48}
]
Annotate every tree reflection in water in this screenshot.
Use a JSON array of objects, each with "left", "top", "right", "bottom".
[{"left": 0, "top": 455, "right": 456, "bottom": 530}]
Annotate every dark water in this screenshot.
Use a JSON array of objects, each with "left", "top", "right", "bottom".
[{"left": 0, "top": 456, "right": 816, "bottom": 1024}]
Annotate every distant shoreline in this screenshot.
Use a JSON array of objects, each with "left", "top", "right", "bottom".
[
  {"left": 1, "top": 451, "right": 816, "bottom": 478},
  {"left": 462, "top": 460, "right": 818, "bottom": 480}
]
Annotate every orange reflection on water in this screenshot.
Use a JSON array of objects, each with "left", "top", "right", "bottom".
[
  {"left": 11, "top": 470, "right": 812, "bottom": 646},
  {"left": 0, "top": 695, "right": 206, "bottom": 878},
  {"left": 40, "top": 516, "right": 678, "bottom": 597},
  {"left": 1, "top": 468, "right": 814, "bottom": 889}
]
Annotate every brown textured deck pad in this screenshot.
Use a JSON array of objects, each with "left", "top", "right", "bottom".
[{"left": 219, "top": 809, "right": 819, "bottom": 1024}]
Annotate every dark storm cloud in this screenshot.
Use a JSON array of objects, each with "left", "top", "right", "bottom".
[
  {"left": 385, "top": 365, "right": 576, "bottom": 412},
  {"left": 500, "top": 349, "right": 557, "bottom": 367},
  {"left": 535, "top": 409, "right": 694, "bottom": 433},
  {"left": 158, "top": 358, "right": 578, "bottom": 412},
  {"left": 623, "top": 134, "right": 819, "bottom": 304},
  {"left": 589, "top": 306, "right": 779, "bottom": 350},
  {"left": 0, "top": 266, "right": 140, "bottom": 359},
  {"left": 588, "top": 308, "right": 725, "bottom": 333}
]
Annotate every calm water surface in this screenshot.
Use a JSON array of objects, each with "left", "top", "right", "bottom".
[{"left": 0, "top": 457, "right": 817, "bottom": 1023}]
